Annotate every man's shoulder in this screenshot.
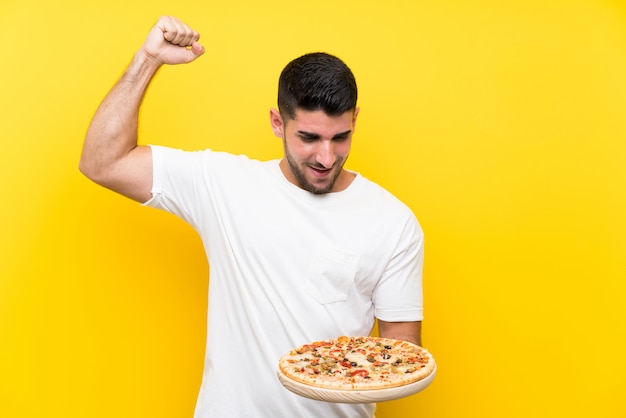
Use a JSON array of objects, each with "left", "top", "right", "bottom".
[
  {"left": 356, "top": 174, "right": 413, "bottom": 209},
  {"left": 151, "top": 145, "right": 276, "bottom": 168}
]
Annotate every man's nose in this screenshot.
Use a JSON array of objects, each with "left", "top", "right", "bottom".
[{"left": 316, "top": 140, "right": 336, "bottom": 168}]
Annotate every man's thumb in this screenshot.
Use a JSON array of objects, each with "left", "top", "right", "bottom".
[{"left": 187, "top": 42, "right": 205, "bottom": 62}]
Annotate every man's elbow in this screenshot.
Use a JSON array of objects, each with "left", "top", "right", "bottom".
[
  {"left": 79, "top": 157, "right": 96, "bottom": 180},
  {"left": 78, "top": 154, "right": 109, "bottom": 187}
]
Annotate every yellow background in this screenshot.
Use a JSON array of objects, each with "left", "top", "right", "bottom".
[{"left": 1, "top": 0, "right": 625, "bottom": 417}]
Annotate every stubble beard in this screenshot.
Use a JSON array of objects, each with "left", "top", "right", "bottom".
[{"left": 283, "top": 140, "right": 344, "bottom": 195}]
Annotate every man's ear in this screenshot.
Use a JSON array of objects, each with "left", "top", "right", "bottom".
[
  {"left": 269, "top": 108, "right": 285, "bottom": 138},
  {"left": 352, "top": 107, "right": 360, "bottom": 132}
]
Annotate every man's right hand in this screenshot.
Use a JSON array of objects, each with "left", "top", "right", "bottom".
[{"left": 142, "top": 16, "right": 205, "bottom": 66}]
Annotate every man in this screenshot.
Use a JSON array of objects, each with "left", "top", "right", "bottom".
[{"left": 80, "top": 16, "right": 424, "bottom": 418}]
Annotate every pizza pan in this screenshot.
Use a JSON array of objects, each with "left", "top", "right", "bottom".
[{"left": 276, "top": 364, "right": 436, "bottom": 403}]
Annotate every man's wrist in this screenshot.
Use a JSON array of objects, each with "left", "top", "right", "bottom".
[{"left": 125, "top": 49, "right": 162, "bottom": 81}]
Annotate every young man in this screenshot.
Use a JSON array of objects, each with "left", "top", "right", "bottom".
[{"left": 80, "top": 16, "right": 424, "bottom": 418}]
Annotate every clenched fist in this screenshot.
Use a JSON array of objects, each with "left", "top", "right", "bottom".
[{"left": 142, "top": 16, "right": 205, "bottom": 65}]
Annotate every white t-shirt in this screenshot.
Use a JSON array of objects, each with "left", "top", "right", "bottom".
[{"left": 144, "top": 145, "right": 424, "bottom": 418}]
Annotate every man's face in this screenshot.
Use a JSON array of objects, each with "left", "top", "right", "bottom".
[{"left": 270, "top": 108, "right": 359, "bottom": 194}]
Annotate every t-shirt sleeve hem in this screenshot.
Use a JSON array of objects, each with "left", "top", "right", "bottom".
[
  {"left": 375, "top": 308, "right": 424, "bottom": 322},
  {"left": 140, "top": 144, "right": 163, "bottom": 208}
]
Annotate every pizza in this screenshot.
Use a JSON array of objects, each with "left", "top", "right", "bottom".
[{"left": 277, "top": 336, "right": 435, "bottom": 391}]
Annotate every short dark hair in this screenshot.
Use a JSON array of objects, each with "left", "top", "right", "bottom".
[{"left": 277, "top": 52, "right": 358, "bottom": 121}]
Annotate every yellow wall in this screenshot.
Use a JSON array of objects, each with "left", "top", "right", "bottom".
[{"left": 1, "top": 0, "right": 625, "bottom": 417}]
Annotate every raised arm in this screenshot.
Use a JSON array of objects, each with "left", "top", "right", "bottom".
[{"left": 79, "top": 16, "right": 205, "bottom": 202}]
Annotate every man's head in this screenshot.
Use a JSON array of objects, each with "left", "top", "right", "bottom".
[
  {"left": 277, "top": 52, "right": 358, "bottom": 121},
  {"left": 271, "top": 53, "right": 360, "bottom": 195}
]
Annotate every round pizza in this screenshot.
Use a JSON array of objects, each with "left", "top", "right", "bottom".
[{"left": 277, "top": 336, "right": 436, "bottom": 391}]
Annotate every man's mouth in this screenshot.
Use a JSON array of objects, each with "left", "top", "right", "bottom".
[{"left": 308, "top": 165, "right": 332, "bottom": 177}]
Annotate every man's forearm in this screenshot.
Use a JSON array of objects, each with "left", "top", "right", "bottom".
[{"left": 79, "top": 52, "right": 160, "bottom": 183}]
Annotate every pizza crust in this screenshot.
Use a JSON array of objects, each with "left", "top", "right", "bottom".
[{"left": 278, "top": 336, "right": 436, "bottom": 391}]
